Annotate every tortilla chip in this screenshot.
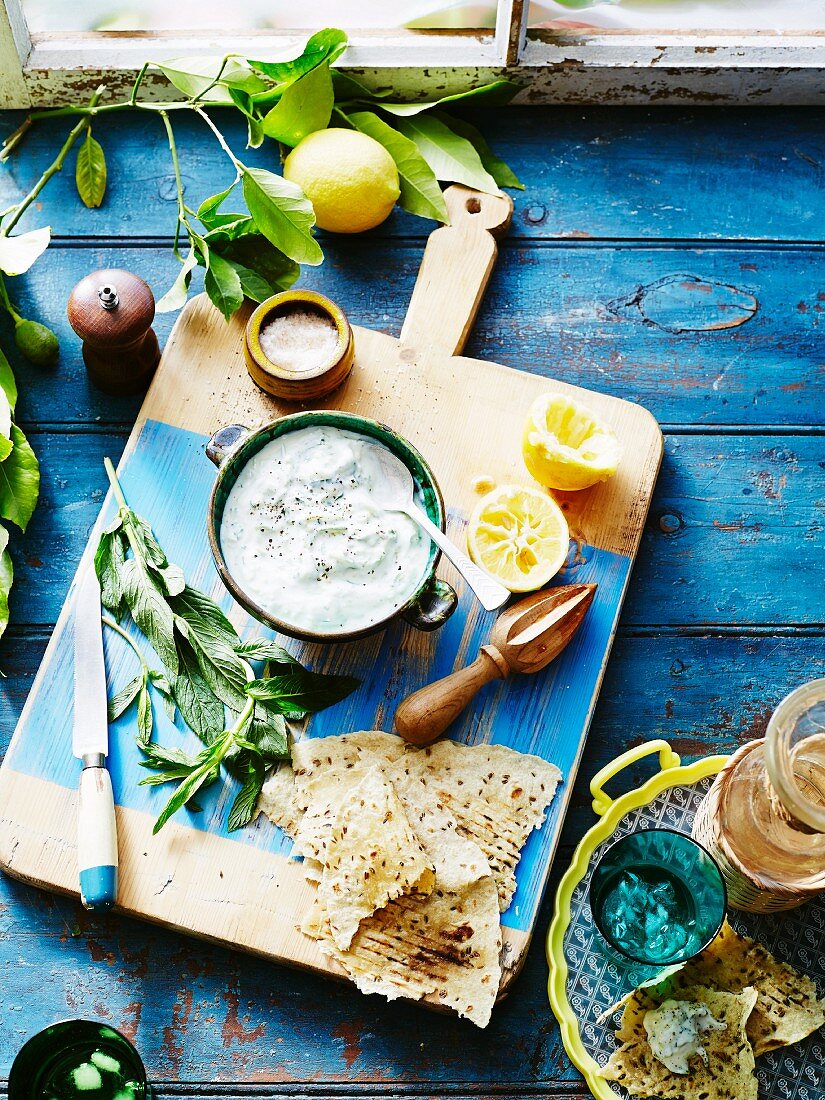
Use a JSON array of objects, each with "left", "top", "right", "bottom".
[
  {"left": 307, "top": 825, "right": 501, "bottom": 1027},
  {"left": 258, "top": 763, "right": 302, "bottom": 838},
  {"left": 385, "top": 741, "right": 561, "bottom": 910},
  {"left": 601, "top": 984, "right": 758, "bottom": 1100},
  {"left": 317, "top": 766, "right": 435, "bottom": 950},
  {"left": 678, "top": 921, "right": 825, "bottom": 1055}
]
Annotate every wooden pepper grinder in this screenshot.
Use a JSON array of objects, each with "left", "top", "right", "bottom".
[{"left": 67, "top": 268, "right": 160, "bottom": 396}]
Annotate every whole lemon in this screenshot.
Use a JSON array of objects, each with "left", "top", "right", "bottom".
[{"left": 283, "top": 128, "right": 400, "bottom": 234}]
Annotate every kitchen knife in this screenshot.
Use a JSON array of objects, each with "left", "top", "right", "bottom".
[{"left": 73, "top": 565, "right": 118, "bottom": 911}]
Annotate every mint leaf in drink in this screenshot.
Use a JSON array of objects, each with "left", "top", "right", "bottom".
[
  {"left": 393, "top": 115, "right": 499, "bottom": 195},
  {"left": 0, "top": 424, "right": 39, "bottom": 532},
  {"left": 347, "top": 111, "right": 448, "bottom": 223}
]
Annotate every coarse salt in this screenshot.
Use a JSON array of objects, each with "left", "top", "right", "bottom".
[{"left": 259, "top": 308, "right": 338, "bottom": 373}]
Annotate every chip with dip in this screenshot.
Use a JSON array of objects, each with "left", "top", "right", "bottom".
[{"left": 601, "top": 984, "right": 758, "bottom": 1100}]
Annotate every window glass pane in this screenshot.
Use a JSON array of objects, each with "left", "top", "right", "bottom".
[
  {"left": 528, "top": 0, "right": 825, "bottom": 32},
  {"left": 23, "top": 0, "right": 499, "bottom": 33}
]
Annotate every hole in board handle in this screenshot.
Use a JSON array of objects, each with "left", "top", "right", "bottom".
[{"left": 465, "top": 197, "right": 482, "bottom": 214}]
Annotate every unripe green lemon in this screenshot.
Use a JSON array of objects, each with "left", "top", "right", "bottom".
[
  {"left": 284, "top": 128, "right": 400, "bottom": 234},
  {"left": 15, "top": 318, "right": 59, "bottom": 366}
]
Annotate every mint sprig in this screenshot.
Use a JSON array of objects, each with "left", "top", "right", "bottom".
[{"left": 96, "top": 457, "right": 359, "bottom": 832}]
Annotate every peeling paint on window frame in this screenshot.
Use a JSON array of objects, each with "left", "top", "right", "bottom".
[{"left": 1, "top": 0, "right": 825, "bottom": 108}]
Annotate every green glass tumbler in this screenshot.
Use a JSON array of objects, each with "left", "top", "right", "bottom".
[
  {"left": 9, "top": 1020, "right": 150, "bottom": 1100},
  {"left": 590, "top": 827, "right": 727, "bottom": 966}
]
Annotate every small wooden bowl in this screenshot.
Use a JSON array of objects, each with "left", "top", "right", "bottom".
[{"left": 244, "top": 290, "right": 354, "bottom": 401}]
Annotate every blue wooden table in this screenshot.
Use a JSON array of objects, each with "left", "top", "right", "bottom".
[{"left": 0, "top": 105, "right": 823, "bottom": 1096}]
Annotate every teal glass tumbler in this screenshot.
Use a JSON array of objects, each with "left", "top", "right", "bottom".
[
  {"left": 9, "top": 1020, "right": 150, "bottom": 1100},
  {"left": 589, "top": 827, "right": 727, "bottom": 966}
]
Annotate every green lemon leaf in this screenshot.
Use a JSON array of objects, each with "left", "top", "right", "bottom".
[
  {"left": 0, "top": 424, "right": 39, "bottom": 532},
  {"left": 393, "top": 115, "right": 499, "bottom": 195},
  {"left": 0, "top": 347, "right": 18, "bottom": 412},
  {"left": 375, "top": 80, "right": 518, "bottom": 116},
  {"left": 261, "top": 62, "right": 334, "bottom": 146},
  {"left": 196, "top": 182, "right": 239, "bottom": 229},
  {"left": 227, "top": 754, "right": 265, "bottom": 831},
  {"left": 215, "top": 236, "right": 299, "bottom": 302},
  {"left": 0, "top": 226, "right": 50, "bottom": 276},
  {"left": 434, "top": 113, "right": 523, "bottom": 190},
  {"left": 347, "top": 111, "right": 448, "bottom": 223},
  {"left": 204, "top": 250, "right": 244, "bottom": 320},
  {"left": 0, "top": 522, "right": 12, "bottom": 642},
  {"left": 0, "top": 386, "right": 12, "bottom": 462},
  {"left": 331, "top": 71, "right": 393, "bottom": 102},
  {"left": 108, "top": 673, "right": 143, "bottom": 722},
  {"left": 247, "top": 115, "right": 264, "bottom": 150},
  {"left": 241, "top": 167, "right": 322, "bottom": 266},
  {"left": 75, "top": 130, "right": 107, "bottom": 208},
  {"left": 156, "top": 245, "right": 198, "bottom": 314},
  {"left": 249, "top": 27, "right": 347, "bottom": 82},
  {"left": 156, "top": 56, "right": 264, "bottom": 101}
]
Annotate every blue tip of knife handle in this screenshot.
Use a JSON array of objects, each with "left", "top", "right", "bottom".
[{"left": 79, "top": 865, "right": 118, "bottom": 911}]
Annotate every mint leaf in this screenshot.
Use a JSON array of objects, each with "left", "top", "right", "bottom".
[
  {"left": 261, "top": 62, "right": 333, "bottom": 146},
  {"left": 245, "top": 670, "right": 359, "bottom": 717},
  {"left": 121, "top": 557, "right": 178, "bottom": 674},
  {"left": 153, "top": 741, "right": 226, "bottom": 833},
  {"left": 347, "top": 111, "right": 448, "bottom": 223},
  {"left": 108, "top": 673, "right": 142, "bottom": 722},
  {"left": 0, "top": 424, "right": 39, "bottom": 532},
  {"left": 227, "top": 754, "right": 265, "bottom": 831},
  {"left": 434, "top": 113, "right": 523, "bottom": 190},
  {"left": 169, "top": 585, "right": 240, "bottom": 647},
  {"left": 393, "top": 115, "right": 499, "bottom": 195},
  {"left": 248, "top": 704, "right": 289, "bottom": 760},
  {"left": 235, "top": 639, "right": 299, "bottom": 665},
  {"left": 242, "top": 167, "right": 322, "bottom": 266},
  {"left": 173, "top": 638, "right": 225, "bottom": 742},
  {"left": 75, "top": 131, "right": 107, "bottom": 208},
  {"left": 204, "top": 250, "right": 244, "bottom": 320},
  {"left": 137, "top": 683, "right": 153, "bottom": 745},
  {"left": 156, "top": 245, "right": 198, "bottom": 314},
  {"left": 95, "top": 528, "right": 127, "bottom": 616}
]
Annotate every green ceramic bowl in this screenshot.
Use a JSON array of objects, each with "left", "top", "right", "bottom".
[{"left": 206, "top": 410, "right": 458, "bottom": 643}]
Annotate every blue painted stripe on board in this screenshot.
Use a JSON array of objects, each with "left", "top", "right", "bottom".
[{"left": 8, "top": 419, "right": 632, "bottom": 934}]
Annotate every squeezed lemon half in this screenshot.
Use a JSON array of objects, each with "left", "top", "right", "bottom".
[
  {"left": 467, "top": 484, "right": 569, "bottom": 592},
  {"left": 522, "top": 393, "right": 621, "bottom": 491}
]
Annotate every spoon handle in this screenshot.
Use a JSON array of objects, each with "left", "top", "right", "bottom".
[
  {"left": 394, "top": 646, "right": 508, "bottom": 746},
  {"left": 411, "top": 507, "right": 510, "bottom": 612}
]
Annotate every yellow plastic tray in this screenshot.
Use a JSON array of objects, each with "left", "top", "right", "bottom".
[{"left": 546, "top": 740, "right": 729, "bottom": 1100}]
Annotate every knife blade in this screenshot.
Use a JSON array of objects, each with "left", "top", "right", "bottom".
[{"left": 73, "top": 565, "right": 118, "bottom": 911}]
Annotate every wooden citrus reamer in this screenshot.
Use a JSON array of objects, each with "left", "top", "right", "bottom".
[{"left": 395, "top": 583, "right": 598, "bottom": 745}]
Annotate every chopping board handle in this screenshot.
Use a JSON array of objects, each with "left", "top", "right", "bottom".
[{"left": 400, "top": 185, "right": 514, "bottom": 356}]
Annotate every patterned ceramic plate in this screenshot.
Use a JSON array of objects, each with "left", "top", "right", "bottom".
[{"left": 547, "top": 740, "right": 825, "bottom": 1100}]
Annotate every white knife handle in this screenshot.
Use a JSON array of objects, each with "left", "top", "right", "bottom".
[{"left": 78, "top": 757, "right": 118, "bottom": 911}]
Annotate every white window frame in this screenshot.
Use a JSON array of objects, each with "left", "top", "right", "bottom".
[{"left": 2, "top": 0, "right": 824, "bottom": 107}]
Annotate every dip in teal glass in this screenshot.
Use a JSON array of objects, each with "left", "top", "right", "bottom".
[
  {"left": 9, "top": 1020, "right": 150, "bottom": 1100},
  {"left": 590, "top": 828, "right": 727, "bottom": 966}
]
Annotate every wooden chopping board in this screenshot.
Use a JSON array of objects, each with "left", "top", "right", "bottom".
[{"left": 0, "top": 186, "right": 662, "bottom": 1002}]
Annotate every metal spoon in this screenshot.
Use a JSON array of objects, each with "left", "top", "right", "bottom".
[{"left": 371, "top": 445, "right": 510, "bottom": 612}]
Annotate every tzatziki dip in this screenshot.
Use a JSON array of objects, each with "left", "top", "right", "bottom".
[{"left": 219, "top": 426, "right": 432, "bottom": 634}]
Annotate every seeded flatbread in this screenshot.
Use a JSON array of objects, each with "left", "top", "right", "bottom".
[
  {"left": 385, "top": 741, "right": 562, "bottom": 911},
  {"left": 305, "top": 820, "right": 501, "bottom": 1027},
  {"left": 258, "top": 763, "right": 302, "bottom": 838},
  {"left": 601, "top": 984, "right": 758, "bottom": 1100},
  {"left": 317, "top": 765, "right": 435, "bottom": 950},
  {"left": 677, "top": 921, "right": 825, "bottom": 1055},
  {"left": 290, "top": 731, "right": 407, "bottom": 859}
]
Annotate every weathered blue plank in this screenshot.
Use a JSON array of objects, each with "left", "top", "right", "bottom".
[
  {"left": 3, "top": 243, "right": 824, "bottom": 432},
  {"left": 2, "top": 108, "right": 824, "bottom": 243},
  {"left": 6, "top": 431, "right": 821, "bottom": 631}
]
